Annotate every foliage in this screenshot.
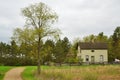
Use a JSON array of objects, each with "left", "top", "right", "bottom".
[
  {"left": 2, "top": 23, "right": 120, "bottom": 66},
  {"left": 54, "top": 37, "right": 71, "bottom": 65},
  {"left": 109, "top": 27, "right": 120, "bottom": 61},
  {"left": 41, "top": 40, "right": 55, "bottom": 64},
  {"left": 54, "top": 39, "right": 64, "bottom": 65},
  {"left": 83, "top": 32, "right": 108, "bottom": 42},
  {"left": 83, "top": 34, "right": 95, "bottom": 42},
  {"left": 13, "top": 2, "right": 60, "bottom": 74}
]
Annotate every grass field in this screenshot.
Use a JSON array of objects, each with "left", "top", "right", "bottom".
[
  {"left": 22, "top": 65, "right": 120, "bottom": 80},
  {"left": 22, "top": 66, "right": 37, "bottom": 80},
  {"left": 0, "top": 66, "right": 13, "bottom": 80}
]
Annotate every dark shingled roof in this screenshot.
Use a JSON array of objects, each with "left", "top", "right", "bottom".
[{"left": 79, "top": 42, "right": 108, "bottom": 49}]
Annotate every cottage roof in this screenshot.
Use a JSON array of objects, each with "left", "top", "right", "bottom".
[{"left": 79, "top": 42, "right": 108, "bottom": 49}]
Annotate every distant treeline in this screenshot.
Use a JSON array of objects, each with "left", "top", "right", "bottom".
[{"left": 0, "top": 27, "right": 120, "bottom": 66}]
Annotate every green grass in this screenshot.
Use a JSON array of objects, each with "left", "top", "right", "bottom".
[
  {"left": 22, "top": 65, "right": 120, "bottom": 80},
  {"left": 22, "top": 66, "right": 37, "bottom": 80},
  {"left": 0, "top": 66, "right": 13, "bottom": 80}
]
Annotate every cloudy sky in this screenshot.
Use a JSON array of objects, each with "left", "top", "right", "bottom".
[{"left": 0, "top": 0, "right": 120, "bottom": 43}]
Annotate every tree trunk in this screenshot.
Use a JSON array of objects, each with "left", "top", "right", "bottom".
[{"left": 37, "top": 35, "right": 41, "bottom": 75}]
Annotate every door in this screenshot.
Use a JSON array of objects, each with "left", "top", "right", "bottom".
[
  {"left": 100, "top": 55, "right": 104, "bottom": 62},
  {"left": 91, "top": 56, "right": 95, "bottom": 63}
]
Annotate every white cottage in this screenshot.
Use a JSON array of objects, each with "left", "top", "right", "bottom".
[{"left": 77, "top": 42, "right": 108, "bottom": 64}]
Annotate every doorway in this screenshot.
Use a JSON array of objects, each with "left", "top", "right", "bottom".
[{"left": 91, "top": 56, "right": 95, "bottom": 63}]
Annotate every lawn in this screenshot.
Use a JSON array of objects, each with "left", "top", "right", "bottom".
[
  {"left": 22, "top": 65, "right": 120, "bottom": 80},
  {"left": 0, "top": 66, "right": 13, "bottom": 80},
  {"left": 22, "top": 66, "right": 37, "bottom": 80}
]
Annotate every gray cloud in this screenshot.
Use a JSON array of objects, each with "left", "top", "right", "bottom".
[{"left": 0, "top": 0, "right": 120, "bottom": 43}]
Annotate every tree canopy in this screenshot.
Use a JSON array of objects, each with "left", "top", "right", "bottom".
[{"left": 14, "top": 2, "right": 60, "bottom": 74}]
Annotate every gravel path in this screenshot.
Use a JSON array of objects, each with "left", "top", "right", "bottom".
[{"left": 3, "top": 67, "right": 25, "bottom": 80}]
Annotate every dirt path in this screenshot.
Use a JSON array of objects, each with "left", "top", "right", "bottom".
[{"left": 3, "top": 67, "right": 25, "bottom": 80}]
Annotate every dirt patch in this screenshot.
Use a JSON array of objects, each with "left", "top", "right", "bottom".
[{"left": 3, "top": 67, "right": 25, "bottom": 80}]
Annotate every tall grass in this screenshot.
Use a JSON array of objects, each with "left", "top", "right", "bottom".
[
  {"left": 0, "top": 66, "right": 13, "bottom": 80},
  {"left": 22, "top": 65, "right": 120, "bottom": 80}
]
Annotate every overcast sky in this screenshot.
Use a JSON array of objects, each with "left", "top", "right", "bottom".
[{"left": 0, "top": 0, "right": 120, "bottom": 43}]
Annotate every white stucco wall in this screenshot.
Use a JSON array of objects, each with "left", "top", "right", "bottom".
[{"left": 77, "top": 49, "right": 108, "bottom": 63}]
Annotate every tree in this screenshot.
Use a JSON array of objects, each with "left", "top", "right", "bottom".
[
  {"left": 12, "top": 27, "right": 37, "bottom": 65},
  {"left": 0, "top": 42, "right": 8, "bottom": 65},
  {"left": 12, "top": 27, "right": 36, "bottom": 45},
  {"left": 107, "top": 36, "right": 114, "bottom": 62},
  {"left": 10, "top": 40, "right": 18, "bottom": 58},
  {"left": 83, "top": 33, "right": 108, "bottom": 43},
  {"left": 111, "top": 27, "right": 120, "bottom": 60},
  {"left": 0, "top": 42, "right": 6, "bottom": 58},
  {"left": 66, "top": 39, "right": 79, "bottom": 65},
  {"left": 54, "top": 39, "right": 64, "bottom": 65},
  {"left": 62, "top": 37, "right": 71, "bottom": 55},
  {"left": 54, "top": 37, "right": 71, "bottom": 65},
  {"left": 112, "top": 27, "right": 120, "bottom": 45},
  {"left": 83, "top": 34, "right": 95, "bottom": 42},
  {"left": 96, "top": 32, "right": 108, "bottom": 42},
  {"left": 41, "top": 39, "right": 55, "bottom": 64},
  {"left": 21, "top": 2, "right": 59, "bottom": 74}
]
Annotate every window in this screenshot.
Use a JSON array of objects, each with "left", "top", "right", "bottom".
[
  {"left": 91, "top": 50, "right": 95, "bottom": 52},
  {"left": 86, "top": 55, "right": 89, "bottom": 62},
  {"left": 100, "top": 55, "right": 104, "bottom": 62}
]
